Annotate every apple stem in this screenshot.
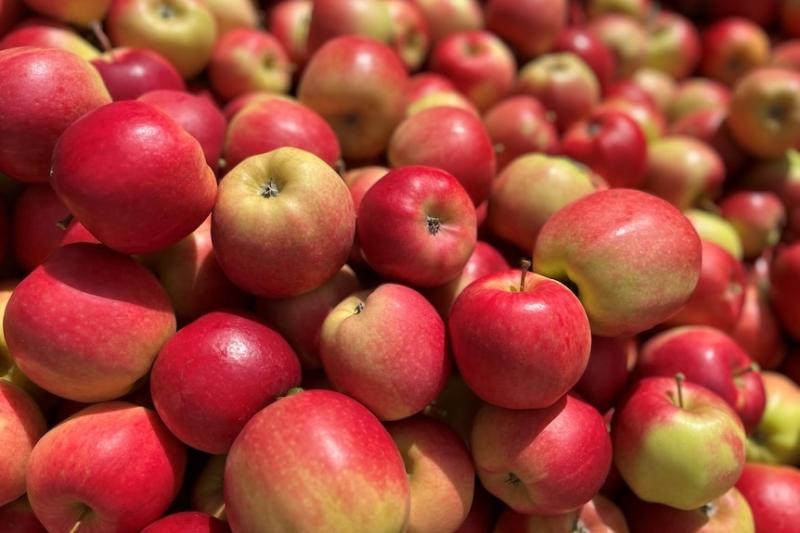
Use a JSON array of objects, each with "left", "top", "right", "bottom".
[
  {"left": 69, "top": 521, "right": 81, "bottom": 533},
  {"left": 89, "top": 20, "right": 112, "bottom": 53},
  {"left": 211, "top": 502, "right": 227, "bottom": 520},
  {"left": 675, "top": 372, "right": 686, "bottom": 409},
  {"left": 518, "top": 259, "right": 531, "bottom": 291},
  {"left": 56, "top": 213, "right": 74, "bottom": 230},
  {"left": 734, "top": 362, "right": 761, "bottom": 377}
]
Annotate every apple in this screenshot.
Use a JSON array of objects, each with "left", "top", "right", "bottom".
[
  {"left": 319, "top": 282, "right": 450, "bottom": 421},
  {"left": 387, "top": 105, "right": 496, "bottom": 206},
  {"left": 211, "top": 147, "right": 355, "bottom": 299},
  {"left": 730, "top": 269, "right": 787, "bottom": 370},
  {"left": 719, "top": 191, "right": 786, "bottom": 260},
  {"left": 735, "top": 462, "right": 800, "bottom": 532},
  {"left": 746, "top": 370, "right": 800, "bottom": 465},
  {"left": 0, "top": 493, "right": 47, "bottom": 533},
  {"left": 630, "top": 68, "right": 677, "bottom": 115},
  {"left": 190, "top": 454, "right": 227, "bottom": 520},
  {"left": 224, "top": 388, "right": 411, "bottom": 532},
  {"left": 9, "top": 184, "right": 71, "bottom": 272},
  {"left": 683, "top": 208, "right": 744, "bottom": 261},
  {"left": 296, "top": 35, "right": 408, "bottom": 163},
  {"left": 423, "top": 373, "right": 485, "bottom": 446},
  {"left": 587, "top": 13, "right": 649, "bottom": 80},
  {"left": 551, "top": 25, "right": 617, "bottom": 94},
  {"left": 0, "top": 0, "right": 24, "bottom": 38},
  {"left": 782, "top": 0, "right": 800, "bottom": 39},
  {"left": 305, "top": 0, "right": 393, "bottom": 55},
  {"left": 207, "top": 27, "right": 292, "bottom": 103},
  {"left": 770, "top": 38, "right": 800, "bottom": 72},
  {"left": 0, "top": 46, "right": 111, "bottom": 184},
  {"left": 266, "top": 0, "right": 311, "bottom": 76},
  {"left": 611, "top": 375, "right": 747, "bottom": 510},
  {"left": 644, "top": 9, "right": 701, "bottom": 81},
  {"left": 26, "top": 401, "right": 187, "bottom": 533},
  {"left": 407, "top": 71, "right": 457, "bottom": 101},
  {"left": 699, "top": 16, "right": 770, "bottom": 87},
  {"left": 50, "top": 99, "right": 218, "bottom": 254},
  {"left": 405, "top": 89, "right": 481, "bottom": 116},
  {"left": 0, "top": 17, "right": 101, "bottom": 60},
  {"left": 449, "top": 265, "right": 592, "bottom": 409},
  {"left": 3, "top": 242, "right": 176, "bottom": 403},
  {"left": 706, "top": 0, "right": 779, "bottom": 26},
  {"left": 140, "top": 511, "right": 231, "bottom": 533},
  {"left": 493, "top": 493, "right": 630, "bottom": 533},
  {"left": 769, "top": 242, "right": 800, "bottom": 340},
  {"left": 668, "top": 77, "right": 731, "bottom": 123},
  {"left": 90, "top": 47, "right": 187, "bottom": 101},
  {"left": 470, "top": 393, "right": 612, "bottom": 515},
  {"left": 484, "top": 0, "right": 567, "bottom": 60},
  {"left": 452, "top": 481, "right": 501, "bottom": 533},
  {"left": 584, "top": 0, "right": 651, "bottom": 20},
  {"left": 593, "top": 92, "right": 667, "bottom": 143},
  {"left": 384, "top": 414, "right": 475, "bottom": 533},
  {"left": 533, "top": 188, "right": 703, "bottom": 338},
  {"left": 573, "top": 334, "right": 638, "bottom": 415},
  {"left": 407, "top": 0, "right": 484, "bottom": 45},
  {"left": 385, "top": 0, "right": 430, "bottom": 72},
  {"left": 201, "top": 0, "right": 258, "bottom": 36},
  {"left": 0, "top": 381, "right": 47, "bottom": 507},
  {"left": 342, "top": 165, "right": 389, "bottom": 265},
  {"left": 668, "top": 106, "right": 748, "bottom": 179}
]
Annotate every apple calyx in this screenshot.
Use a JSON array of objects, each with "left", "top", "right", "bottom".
[
  {"left": 354, "top": 300, "right": 365, "bottom": 314},
  {"left": 505, "top": 472, "right": 522, "bottom": 488},
  {"left": 157, "top": 1, "right": 182, "bottom": 21},
  {"left": 426, "top": 215, "right": 441, "bottom": 235},
  {"left": 699, "top": 500, "right": 718, "bottom": 518},
  {"left": 56, "top": 213, "right": 75, "bottom": 230},
  {"left": 260, "top": 179, "right": 280, "bottom": 198}
]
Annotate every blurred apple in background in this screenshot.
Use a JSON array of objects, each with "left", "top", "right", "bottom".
[
  {"left": 573, "top": 334, "right": 638, "bottom": 415},
  {"left": 668, "top": 77, "right": 731, "bottom": 123},
  {"left": 644, "top": 9, "right": 701, "bottom": 81},
  {"left": 20, "top": 0, "right": 113, "bottom": 27},
  {"left": 266, "top": 0, "right": 311, "bottom": 76},
  {"left": 587, "top": 13, "right": 648, "bottom": 80},
  {"left": 0, "top": 0, "right": 24, "bottom": 38},
  {"left": 494, "top": 492, "right": 630, "bottom": 532},
  {"left": 0, "top": 493, "right": 47, "bottom": 533},
  {"left": 768, "top": 241, "right": 800, "bottom": 341},
  {"left": 668, "top": 106, "right": 749, "bottom": 178},
  {"left": 684, "top": 208, "right": 745, "bottom": 261},
  {"left": 594, "top": 91, "right": 667, "bottom": 142},
  {"left": 140, "top": 511, "right": 231, "bottom": 533},
  {"left": 305, "top": 0, "right": 393, "bottom": 55},
  {"left": 699, "top": 17, "right": 770, "bottom": 87},
  {"left": 735, "top": 462, "right": 800, "bottom": 533},
  {"left": 484, "top": 0, "right": 567, "bottom": 60},
  {"left": 551, "top": 25, "right": 617, "bottom": 94},
  {"left": 0, "top": 17, "right": 101, "bottom": 59},
  {"left": 719, "top": 191, "right": 786, "bottom": 260},
  {"left": 202, "top": 0, "right": 258, "bottom": 36},
  {"left": 630, "top": 67, "right": 678, "bottom": 114},
  {"left": 90, "top": 47, "right": 187, "bottom": 101},
  {"left": 746, "top": 370, "right": 800, "bottom": 465},
  {"left": 9, "top": 184, "right": 70, "bottom": 272}
]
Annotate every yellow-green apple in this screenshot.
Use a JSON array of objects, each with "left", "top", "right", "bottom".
[
  {"left": 735, "top": 462, "right": 800, "bottom": 532},
  {"left": 449, "top": 265, "right": 592, "bottom": 409},
  {"left": 484, "top": 0, "right": 567, "bottom": 60},
  {"left": 105, "top": 0, "right": 218, "bottom": 79},
  {"left": 10, "top": 184, "right": 71, "bottom": 272},
  {"left": 21, "top": 0, "right": 112, "bottom": 27},
  {"left": 191, "top": 454, "right": 226, "bottom": 520},
  {"left": 385, "top": 0, "right": 430, "bottom": 72},
  {"left": 659, "top": 240, "right": 747, "bottom": 333},
  {"left": 619, "top": 486, "right": 755, "bottom": 533},
  {"left": 470, "top": 393, "right": 612, "bottom": 515},
  {"left": 493, "top": 493, "right": 630, "bottom": 533},
  {"left": 387, "top": 106, "right": 496, "bottom": 207},
  {"left": 587, "top": 13, "right": 648, "bottom": 80},
  {"left": 0, "top": 0, "right": 24, "bottom": 38},
  {"left": 50, "top": 99, "right": 218, "bottom": 254},
  {"left": 0, "top": 494, "right": 47, "bottom": 533},
  {"left": 3, "top": 242, "right": 176, "bottom": 402},
  {"left": 356, "top": 165, "right": 476, "bottom": 288},
  {"left": 768, "top": 242, "right": 800, "bottom": 340},
  {"left": 593, "top": 92, "right": 667, "bottom": 143},
  {"left": 516, "top": 52, "right": 601, "bottom": 133},
  {"left": 222, "top": 94, "right": 341, "bottom": 173},
  {"left": 643, "top": 9, "right": 701, "bottom": 81},
  {"left": 202, "top": 0, "right": 258, "bottom": 36},
  {"left": 668, "top": 106, "right": 748, "bottom": 178},
  {"left": 551, "top": 25, "right": 617, "bottom": 94},
  {"left": 266, "top": 0, "right": 311, "bottom": 77},
  {"left": 140, "top": 511, "right": 231, "bottom": 533},
  {"left": 560, "top": 109, "right": 649, "bottom": 189},
  {"left": 746, "top": 370, "right": 800, "bottom": 465},
  {"left": 26, "top": 401, "right": 188, "bottom": 533},
  {"left": 533, "top": 188, "right": 703, "bottom": 338},
  {"left": 667, "top": 77, "right": 731, "bottom": 123},
  {"left": 573, "top": 334, "right": 638, "bottom": 415},
  {"left": 427, "top": 29, "right": 517, "bottom": 113},
  {"left": 611, "top": 375, "right": 747, "bottom": 510},
  {"left": 407, "top": 0, "right": 484, "bottom": 45},
  {"left": 584, "top": 0, "right": 650, "bottom": 20},
  {"left": 224, "top": 388, "right": 411, "bottom": 532},
  {"left": 632, "top": 325, "right": 766, "bottom": 433},
  {"left": 319, "top": 283, "right": 450, "bottom": 421},
  {"left": 699, "top": 17, "right": 770, "bottom": 88},
  {"left": 305, "top": 0, "right": 393, "bottom": 55},
  {"left": 211, "top": 147, "right": 355, "bottom": 298},
  {"left": 297, "top": 35, "right": 408, "bottom": 163},
  {"left": 726, "top": 67, "right": 800, "bottom": 159},
  {"left": 485, "top": 153, "right": 597, "bottom": 254},
  {"left": 0, "top": 381, "right": 46, "bottom": 507},
  {"left": 207, "top": 27, "right": 292, "bottom": 103},
  {"left": 631, "top": 68, "right": 677, "bottom": 114},
  {"left": 150, "top": 309, "right": 302, "bottom": 454},
  {"left": 384, "top": 414, "right": 475, "bottom": 533},
  {"left": 683, "top": 208, "right": 744, "bottom": 261},
  {"left": 482, "top": 95, "right": 560, "bottom": 173},
  {"left": 731, "top": 267, "right": 787, "bottom": 370},
  {"left": 254, "top": 264, "right": 362, "bottom": 370},
  {"left": 719, "top": 191, "right": 786, "bottom": 260},
  {"left": 137, "top": 89, "right": 227, "bottom": 175},
  {"left": 90, "top": 47, "right": 187, "bottom": 101},
  {"left": 0, "top": 46, "right": 111, "bottom": 184},
  {"left": 0, "top": 17, "right": 101, "bottom": 60}
]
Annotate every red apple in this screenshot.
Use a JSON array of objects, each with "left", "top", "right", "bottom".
[
  {"left": 0, "top": 17, "right": 100, "bottom": 60},
  {"left": 0, "top": 493, "right": 47, "bottom": 533},
  {"left": 644, "top": 9, "right": 701, "bottom": 81},
  {"left": 305, "top": 0, "right": 393, "bottom": 55},
  {"left": 699, "top": 17, "right": 770, "bottom": 88},
  {"left": 573, "top": 334, "right": 638, "bottom": 415},
  {"left": 587, "top": 13, "right": 649, "bottom": 80},
  {"left": 593, "top": 93, "right": 667, "bottom": 143},
  {"left": 730, "top": 268, "right": 787, "bottom": 370},
  {"left": 90, "top": 47, "right": 186, "bottom": 101},
  {"left": 140, "top": 512, "right": 231, "bottom": 533},
  {"left": 407, "top": 0, "right": 484, "bottom": 45},
  {"left": 493, "top": 493, "right": 630, "bottom": 533},
  {"left": 668, "top": 106, "right": 748, "bottom": 178},
  {"left": 668, "top": 77, "right": 731, "bottom": 123},
  {"left": 266, "top": 0, "right": 311, "bottom": 76},
  {"left": 484, "top": 0, "right": 567, "bottom": 60},
  {"left": 385, "top": 0, "right": 430, "bottom": 72},
  {"left": 551, "top": 24, "right": 617, "bottom": 93},
  {"left": 719, "top": 191, "right": 786, "bottom": 260},
  {"left": 769, "top": 241, "right": 800, "bottom": 341},
  {"left": 735, "top": 462, "right": 800, "bottom": 532},
  {"left": 0, "top": 0, "right": 25, "bottom": 38},
  {"left": 9, "top": 184, "right": 71, "bottom": 272}
]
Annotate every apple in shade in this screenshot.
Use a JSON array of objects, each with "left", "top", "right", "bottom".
[
  {"left": 211, "top": 147, "right": 355, "bottom": 299},
  {"left": 320, "top": 283, "right": 450, "bottom": 421},
  {"left": 407, "top": 0, "right": 484, "bottom": 45},
  {"left": 770, "top": 38, "right": 800, "bottom": 72},
  {"left": 384, "top": 414, "right": 475, "bottom": 533},
  {"left": 667, "top": 78, "right": 731, "bottom": 123},
  {"left": 0, "top": 46, "right": 111, "bottom": 184},
  {"left": 407, "top": 71, "right": 457, "bottom": 101},
  {"left": 305, "top": 0, "right": 393, "bottom": 55},
  {"left": 560, "top": 109, "right": 649, "bottom": 190},
  {"left": 0, "top": 494, "right": 47, "bottom": 533},
  {"left": 0, "top": 17, "right": 100, "bottom": 60},
  {"left": 719, "top": 191, "right": 786, "bottom": 260},
  {"left": 207, "top": 27, "right": 292, "bottom": 103},
  {"left": 25, "top": 402, "right": 187, "bottom": 533},
  {"left": 137, "top": 89, "right": 227, "bottom": 175},
  {"left": 726, "top": 67, "right": 800, "bottom": 159},
  {"left": 769, "top": 241, "right": 800, "bottom": 341},
  {"left": 19, "top": 0, "right": 112, "bottom": 27},
  {"left": 736, "top": 462, "right": 800, "bottom": 533},
  {"left": 485, "top": 153, "right": 597, "bottom": 254},
  {"left": 387, "top": 105, "right": 496, "bottom": 207},
  {"left": 533, "top": 188, "right": 703, "bottom": 338},
  {"left": 0, "top": 381, "right": 47, "bottom": 507},
  {"left": 449, "top": 265, "right": 592, "bottom": 410},
  {"left": 516, "top": 52, "right": 600, "bottom": 133},
  {"left": 699, "top": 17, "right": 770, "bottom": 88},
  {"left": 50, "top": 99, "right": 218, "bottom": 255},
  {"left": 746, "top": 370, "right": 800, "bottom": 465},
  {"left": 297, "top": 35, "right": 408, "bottom": 163},
  {"left": 104, "top": 0, "right": 218, "bottom": 79},
  {"left": 611, "top": 375, "right": 747, "bottom": 510},
  {"left": 644, "top": 9, "right": 701, "bottom": 81},
  {"left": 484, "top": 0, "right": 567, "bottom": 60},
  {"left": 266, "top": 0, "right": 312, "bottom": 75},
  {"left": 9, "top": 183, "right": 71, "bottom": 272},
  {"left": 551, "top": 25, "right": 617, "bottom": 94},
  {"left": 385, "top": 0, "right": 430, "bottom": 72},
  {"left": 587, "top": 14, "right": 648, "bottom": 80},
  {"left": 573, "top": 334, "right": 638, "bottom": 415},
  {"left": 191, "top": 454, "right": 227, "bottom": 520},
  {"left": 342, "top": 165, "right": 389, "bottom": 265},
  {"left": 668, "top": 107, "right": 748, "bottom": 179},
  {"left": 140, "top": 512, "right": 231, "bottom": 533},
  {"left": 224, "top": 389, "right": 411, "bottom": 532},
  {"left": 493, "top": 493, "right": 630, "bottom": 533},
  {"left": 0, "top": 0, "right": 24, "bottom": 38},
  {"left": 356, "top": 165, "right": 476, "bottom": 288},
  {"left": 731, "top": 268, "right": 787, "bottom": 371},
  {"left": 202, "top": 0, "right": 259, "bottom": 36},
  {"left": 470, "top": 393, "right": 612, "bottom": 515},
  {"left": 619, "top": 486, "right": 755, "bottom": 533}
]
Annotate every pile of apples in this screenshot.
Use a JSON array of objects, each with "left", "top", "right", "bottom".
[{"left": 4, "top": 0, "right": 800, "bottom": 531}]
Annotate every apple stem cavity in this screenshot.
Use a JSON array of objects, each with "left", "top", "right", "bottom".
[
  {"left": 675, "top": 372, "right": 686, "bottom": 409},
  {"left": 260, "top": 178, "right": 280, "bottom": 198},
  {"left": 56, "top": 213, "right": 74, "bottom": 230},
  {"left": 504, "top": 472, "right": 522, "bottom": 488},
  {"left": 426, "top": 215, "right": 441, "bottom": 236}
]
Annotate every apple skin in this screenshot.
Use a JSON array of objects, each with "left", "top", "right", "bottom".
[
  {"left": 211, "top": 146, "right": 356, "bottom": 299},
  {"left": 551, "top": 25, "right": 617, "bottom": 94},
  {"left": 573, "top": 334, "right": 637, "bottom": 415},
  {"left": 4, "top": 242, "right": 176, "bottom": 403},
  {"left": 730, "top": 269, "right": 787, "bottom": 371},
  {"left": 319, "top": 283, "right": 451, "bottom": 421},
  {"left": 0, "top": 493, "right": 48, "bottom": 533},
  {"left": 470, "top": 393, "right": 612, "bottom": 516},
  {"left": 587, "top": 13, "right": 648, "bottom": 80},
  {"left": 668, "top": 77, "right": 731, "bottom": 123},
  {"left": 266, "top": 0, "right": 312, "bottom": 76},
  {"left": 735, "top": 462, "right": 800, "bottom": 533},
  {"left": 406, "top": 0, "right": 484, "bottom": 46},
  {"left": 90, "top": 47, "right": 186, "bottom": 101},
  {"left": 644, "top": 9, "right": 701, "bottom": 82},
  {"left": 190, "top": 454, "right": 226, "bottom": 520},
  {"left": 532, "top": 188, "right": 703, "bottom": 338},
  {"left": 25, "top": 401, "right": 188, "bottom": 533},
  {"left": 746, "top": 370, "right": 800, "bottom": 465},
  {"left": 50, "top": 99, "right": 218, "bottom": 255},
  {"left": 0, "top": 17, "right": 101, "bottom": 60},
  {"left": 632, "top": 325, "right": 766, "bottom": 434},
  {"left": 0, "top": 46, "right": 111, "bottom": 184},
  {"left": 699, "top": 17, "right": 770, "bottom": 88},
  {"left": 305, "top": 0, "right": 393, "bottom": 55},
  {"left": 768, "top": 241, "right": 800, "bottom": 341},
  {"left": 224, "top": 389, "right": 411, "bottom": 532},
  {"left": 356, "top": 165, "right": 477, "bottom": 288},
  {"left": 493, "top": 493, "right": 630, "bottom": 533},
  {"left": 0, "top": 381, "right": 47, "bottom": 507},
  {"left": 484, "top": 0, "right": 567, "bottom": 60},
  {"left": 611, "top": 376, "right": 747, "bottom": 511},
  {"left": 385, "top": 0, "right": 431, "bottom": 72},
  {"left": 593, "top": 93, "right": 667, "bottom": 143},
  {"left": 150, "top": 309, "right": 302, "bottom": 454},
  {"left": 140, "top": 512, "right": 231, "bottom": 533},
  {"left": 0, "top": 0, "right": 24, "bottom": 38},
  {"left": 9, "top": 183, "right": 71, "bottom": 272},
  {"left": 20, "top": 0, "right": 112, "bottom": 27},
  {"left": 720, "top": 191, "right": 786, "bottom": 261}
]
